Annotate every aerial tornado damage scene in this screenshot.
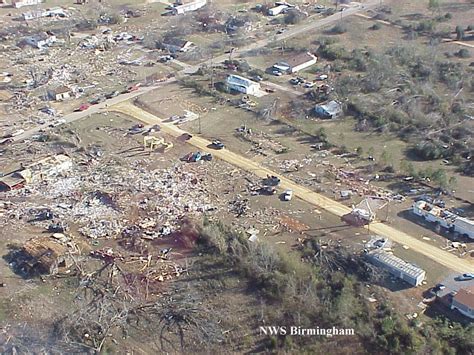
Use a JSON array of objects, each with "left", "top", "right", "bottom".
[{"left": 0, "top": 0, "right": 473, "bottom": 353}]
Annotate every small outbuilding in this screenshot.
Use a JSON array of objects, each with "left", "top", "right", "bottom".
[
  {"left": 314, "top": 100, "right": 342, "bottom": 119},
  {"left": 48, "top": 86, "right": 72, "bottom": 101}
]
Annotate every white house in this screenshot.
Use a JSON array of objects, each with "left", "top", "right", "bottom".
[
  {"left": 286, "top": 52, "right": 317, "bottom": 73},
  {"left": 226, "top": 75, "right": 260, "bottom": 95}
]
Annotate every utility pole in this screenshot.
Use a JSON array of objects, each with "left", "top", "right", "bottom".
[{"left": 209, "top": 54, "right": 214, "bottom": 91}]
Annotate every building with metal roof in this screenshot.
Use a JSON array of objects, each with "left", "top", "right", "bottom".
[
  {"left": 226, "top": 74, "right": 260, "bottom": 95},
  {"left": 366, "top": 250, "right": 426, "bottom": 286}
]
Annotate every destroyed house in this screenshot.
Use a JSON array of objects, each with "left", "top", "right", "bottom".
[
  {"left": 1, "top": 154, "right": 72, "bottom": 191},
  {"left": 23, "top": 33, "right": 57, "bottom": 49},
  {"left": 451, "top": 286, "right": 474, "bottom": 319},
  {"left": 0, "top": 172, "right": 26, "bottom": 191},
  {"left": 19, "top": 236, "right": 71, "bottom": 275},
  {"left": 160, "top": 38, "right": 194, "bottom": 53},
  {"left": 366, "top": 250, "right": 426, "bottom": 286},
  {"left": 24, "top": 154, "right": 72, "bottom": 183}
]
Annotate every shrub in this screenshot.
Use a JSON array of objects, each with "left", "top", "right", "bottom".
[
  {"left": 371, "top": 23, "right": 382, "bottom": 30},
  {"left": 317, "top": 44, "right": 348, "bottom": 60},
  {"left": 411, "top": 141, "right": 445, "bottom": 160},
  {"left": 330, "top": 23, "right": 348, "bottom": 34},
  {"left": 284, "top": 9, "right": 304, "bottom": 24},
  {"left": 456, "top": 49, "right": 471, "bottom": 58}
]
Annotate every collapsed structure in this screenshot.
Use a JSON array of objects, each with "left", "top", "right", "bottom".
[
  {"left": 13, "top": 234, "right": 77, "bottom": 275},
  {"left": 412, "top": 200, "right": 474, "bottom": 239},
  {"left": 0, "top": 154, "right": 72, "bottom": 191}
]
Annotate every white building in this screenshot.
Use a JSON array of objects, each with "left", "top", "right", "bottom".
[
  {"left": 48, "top": 86, "right": 72, "bottom": 101},
  {"left": 268, "top": 4, "right": 288, "bottom": 16},
  {"left": 413, "top": 200, "right": 474, "bottom": 239},
  {"left": 12, "top": 0, "right": 44, "bottom": 8},
  {"left": 366, "top": 250, "right": 426, "bottom": 287},
  {"left": 226, "top": 74, "right": 260, "bottom": 95},
  {"left": 286, "top": 52, "right": 317, "bottom": 73},
  {"left": 172, "top": 0, "right": 207, "bottom": 15}
]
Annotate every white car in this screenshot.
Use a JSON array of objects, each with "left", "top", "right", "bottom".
[
  {"left": 283, "top": 189, "right": 293, "bottom": 201},
  {"left": 272, "top": 70, "right": 283, "bottom": 76},
  {"left": 304, "top": 82, "right": 315, "bottom": 88}
]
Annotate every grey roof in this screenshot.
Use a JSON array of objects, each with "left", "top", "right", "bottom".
[
  {"left": 367, "top": 250, "right": 425, "bottom": 279},
  {"left": 317, "top": 100, "right": 342, "bottom": 116}
]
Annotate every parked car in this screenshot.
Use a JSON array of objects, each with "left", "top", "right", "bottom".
[
  {"left": 49, "top": 118, "right": 66, "bottom": 127},
  {"left": 272, "top": 70, "right": 283, "bottom": 76},
  {"left": 202, "top": 153, "right": 212, "bottom": 161},
  {"left": 265, "top": 88, "right": 275, "bottom": 93},
  {"left": 264, "top": 175, "right": 281, "bottom": 186},
  {"left": 432, "top": 284, "right": 446, "bottom": 293},
  {"left": 290, "top": 78, "right": 300, "bottom": 85},
  {"left": 40, "top": 107, "right": 56, "bottom": 116},
  {"left": 253, "top": 75, "right": 263, "bottom": 82},
  {"left": 455, "top": 273, "right": 474, "bottom": 281},
  {"left": 210, "top": 140, "right": 225, "bottom": 149},
  {"left": 74, "top": 103, "right": 90, "bottom": 112},
  {"left": 89, "top": 96, "right": 105, "bottom": 105},
  {"left": 316, "top": 74, "right": 328, "bottom": 80},
  {"left": 283, "top": 189, "right": 293, "bottom": 201},
  {"left": 105, "top": 91, "right": 119, "bottom": 99},
  {"left": 260, "top": 186, "right": 276, "bottom": 195},
  {"left": 304, "top": 82, "right": 315, "bottom": 88}
]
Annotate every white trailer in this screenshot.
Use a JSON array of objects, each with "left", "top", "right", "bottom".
[
  {"left": 268, "top": 5, "right": 288, "bottom": 16},
  {"left": 454, "top": 217, "right": 474, "bottom": 239},
  {"left": 412, "top": 200, "right": 474, "bottom": 239}
]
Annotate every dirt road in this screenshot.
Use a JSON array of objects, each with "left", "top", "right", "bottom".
[{"left": 111, "top": 102, "right": 474, "bottom": 274}]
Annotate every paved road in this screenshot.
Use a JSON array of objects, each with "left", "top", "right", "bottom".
[
  {"left": 10, "top": 78, "right": 176, "bottom": 143},
  {"left": 111, "top": 102, "right": 474, "bottom": 274}
]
